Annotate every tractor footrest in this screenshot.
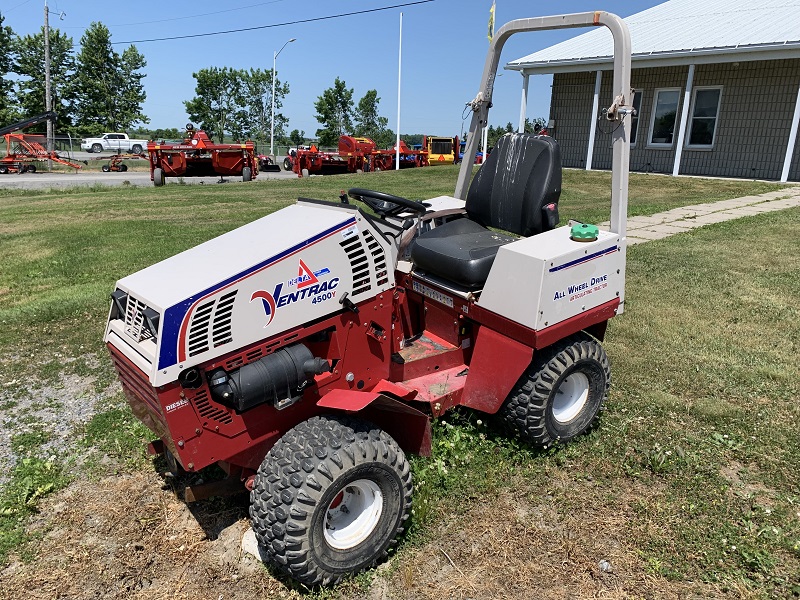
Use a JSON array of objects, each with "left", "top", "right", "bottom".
[{"left": 395, "top": 364, "right": 468, "bottom": 417}]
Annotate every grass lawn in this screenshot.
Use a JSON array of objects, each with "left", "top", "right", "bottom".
[{"left": 0, "top": 168, "right": 797, "bottom": 598}]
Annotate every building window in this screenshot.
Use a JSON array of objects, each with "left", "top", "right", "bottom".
[
  {"left": 630, "top": 90, "right": 643, "bottom": 146},
  {"left": 687, "top": 87, "right": 722, "bottom": 148},
  {"left": 648, "top": 88, "right": 681, "bottom": 147}
]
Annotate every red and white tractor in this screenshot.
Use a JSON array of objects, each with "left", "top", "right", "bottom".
[{"left": 105, "top": 10, "right": 633, "bottom": 586}]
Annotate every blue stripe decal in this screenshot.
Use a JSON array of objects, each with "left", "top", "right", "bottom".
[
  {"left": 158, "top": 217, "right": 357, "bottom": 370},
  {"left": 549, "top": 245, "right": 618, "bottom": 273}
]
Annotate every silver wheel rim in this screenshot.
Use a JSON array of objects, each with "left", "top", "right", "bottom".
[
  {"left": 323, "top": 479, "right": 383, "bottom": 550},
  {"left": 552, "top": 371, "right": 590, "bottom": 423}
]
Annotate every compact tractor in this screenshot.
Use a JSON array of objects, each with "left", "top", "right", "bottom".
[
  {"left": 105, "top": 11, "right": 633, "bottom": 586},
  {"left": 147, "top": 124, "right": 258, "bottom": 185}
]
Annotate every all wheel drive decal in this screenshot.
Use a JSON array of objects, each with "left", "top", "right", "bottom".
[
  {"left": 548, "top": 245, "right": 618, "bottom": 272},
  {"left": 157, "top": 217, "right": 357, "bottom": 369}
]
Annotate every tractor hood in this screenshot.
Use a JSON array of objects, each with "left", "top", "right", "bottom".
[
  {"left": 115, "top": 202, "right": 359, "bottom": 311},
  {"left": 105, "top": 200, "right": 398, "bottom": 386}
]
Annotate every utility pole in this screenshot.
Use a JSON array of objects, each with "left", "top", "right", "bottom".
[{"left": 44, "top": 0, "right": 53, "bottom": 170}]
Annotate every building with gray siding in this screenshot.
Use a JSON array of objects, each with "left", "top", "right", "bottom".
[{"left": 507, "top": 0, "right": 800, "bottom": 182}]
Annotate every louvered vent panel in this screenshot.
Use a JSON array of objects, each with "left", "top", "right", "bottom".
[
  {"left": 363, "top": 230, "right": 389, "bottom": 286},
  {"left": 192, "top": 389, "right": 233, "bottom": 424},
  {"left": 187, "top": 300, "right": 214, "bottom": 357},
  {"left": 211, "top": 290, "right": 237, "bottom": 348},
  {"left": 340, "top": 235, "right": 372, "bottom": 297}
]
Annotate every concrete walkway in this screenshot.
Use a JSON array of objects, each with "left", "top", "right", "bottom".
[{"left": 600, "top": 186, "right": 800, "bottom": 244}]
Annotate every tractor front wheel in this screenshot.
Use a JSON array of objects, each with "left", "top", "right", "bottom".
[
  {"left": 499, "top": 332, "right": 610, "bottom": 448},
  {"left": 250, "top": 415, "right": 412, "bottom": 586}
]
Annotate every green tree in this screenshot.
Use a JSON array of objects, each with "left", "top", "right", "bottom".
[
  {"left": 0, "top": 12, "right": 16, "bottom": 124},
  {"left": 73, "top": 22, "right": 148, "bottom": 134},
  {"left": 289, "top": 129, "right": 305, "bottom": 146},
  {"left": 12, "top": 27, "right": 76, "bottom": 131},
  {"left": 116, "top": 46, "right": 148, "bottom": 130},
  {"left": 238, "top": 67, "right": 289, "bottom": 148},
  {"left": 523, "top": 116, "right": 547, "bottom": 133},
  {"left": 354, "top": 89, "right": 390, "bottom": 146},
  {"left": 184, "top": 66, "right": 245, "bottom": 143},
  {"left": 314, "top": 77, "right": 353, "bottom": 147}
]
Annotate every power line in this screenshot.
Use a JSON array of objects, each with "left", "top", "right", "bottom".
[
  {"left": 113, "top": 0, "right": 436, "bottom": 45},
  {"left": 4, "top": 0, "right": 33, "bottom": 13},
  {"left": 107, "top": 0, "right": 290, "bottom": 28}
]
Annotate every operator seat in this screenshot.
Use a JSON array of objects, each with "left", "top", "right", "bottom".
[{"left": 411, "top": 133, "right": 561, "bottom": 289}]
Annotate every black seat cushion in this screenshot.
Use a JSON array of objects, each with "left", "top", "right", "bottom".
[
  {"left": 410, "top": 133, "right": 561, "bottom": 289},
  {"left": 411, "top": 218, "right": 516, "bottom": 289}
]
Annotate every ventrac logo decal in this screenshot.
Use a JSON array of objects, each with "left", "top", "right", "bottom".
[{"left": 250, "top": 259, "right": 340, "bottom": 327}]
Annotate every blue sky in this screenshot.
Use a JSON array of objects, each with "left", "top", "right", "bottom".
[{"left": 1, "top": 0, "right": 664, "bottom": 137}]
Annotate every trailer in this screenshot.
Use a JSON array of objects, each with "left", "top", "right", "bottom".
[
  {"left": 147, "top": 124, "right": 258, "bottom": 186},
  {"left": 97, "top": 152, "right": 147, "bottom": 172},
  {"left": 0, "top": 112, "right": 84, "bottom": 173}
]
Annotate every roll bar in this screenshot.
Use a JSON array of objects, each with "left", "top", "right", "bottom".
[{"left": 455, "top": 11, "right": 632, "bottom": 237}]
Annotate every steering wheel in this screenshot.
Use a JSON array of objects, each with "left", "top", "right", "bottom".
[{"left": 347, "top": 188, "right": 427, "bottom": 218}]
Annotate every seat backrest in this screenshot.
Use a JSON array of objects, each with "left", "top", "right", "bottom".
[{"left": 465, "top": 133, "right": 561, "bottom": 237}]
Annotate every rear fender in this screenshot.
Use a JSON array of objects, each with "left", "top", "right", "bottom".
[{"left": 317, "top": 389, "right": 431, "bottom": 456}]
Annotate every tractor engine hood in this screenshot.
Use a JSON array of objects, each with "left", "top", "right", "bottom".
[{"left": 104, "top": 200, "right": 397, "bottom": 387}]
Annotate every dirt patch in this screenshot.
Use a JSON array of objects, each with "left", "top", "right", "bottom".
[
  {"left": 0, "top": 454, "right": 762, "bottom": 599},
  {"left": 0, "top": 470, "right": 303, "bottom": 600}
]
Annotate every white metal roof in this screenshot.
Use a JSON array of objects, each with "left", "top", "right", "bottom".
[{"left": 508, "top": 0, "right": 800, "bottom": 73}]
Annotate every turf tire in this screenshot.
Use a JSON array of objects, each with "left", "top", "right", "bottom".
[
  {"left": 250, "top": 415, "right": 412, "bottom": 586},
  {"left": 500, "top": 332, "right": 610, "bottom": 448}
]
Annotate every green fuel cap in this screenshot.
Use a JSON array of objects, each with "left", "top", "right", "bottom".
[{"left": 571, "top": 223, "right": 599, "bottom": 242}]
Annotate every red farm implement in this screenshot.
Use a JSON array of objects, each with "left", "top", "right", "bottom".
[
  {"left": 288, "top": 136, "right": 428, "bottom": 178},
  {"left": 0, "top": 112, "right": 84, "bottom": 174},
  {"left": 147, "top": 124, "right": 258, "bottom": 186}
]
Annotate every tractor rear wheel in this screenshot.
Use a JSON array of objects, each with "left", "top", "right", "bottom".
[
  {"left": 499, "top": 332, "right": 610, "bottom": 448},
  {"left": 250, "top": 415, "right": 412, "bottom": 586},
  {"left": 153, "top": 167, "right": 165, "bottom": 186},
  {"left": 242, "top": 166, "right": 252, "bottom": 182},
  {"left": 119, "top": 163, "right": 128, "bottom": 172},
  {"left": 283, "top": 157, "right": 291, "bottom": 171}
]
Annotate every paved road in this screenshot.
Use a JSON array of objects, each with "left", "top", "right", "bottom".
[{"left": 0, "top": 165, "right": 297, "bottom": 190}]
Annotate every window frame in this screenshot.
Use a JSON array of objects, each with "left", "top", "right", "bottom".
[
  {"left": 686, "top": 85, "right": 723, "bottom": 149},
  {"left": 647, "top": 87, "right": 682, "bottom": 148}
]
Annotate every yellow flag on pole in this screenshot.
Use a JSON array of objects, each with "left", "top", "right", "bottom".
[{"left": 488, "top": 1, "right": 495, "bottom": 42}]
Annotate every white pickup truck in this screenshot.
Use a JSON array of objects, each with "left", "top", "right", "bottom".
[{"left": 80, "top": 133, "right": 149, "bottom": 154}]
